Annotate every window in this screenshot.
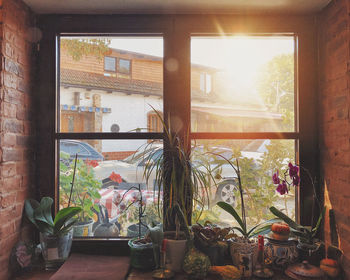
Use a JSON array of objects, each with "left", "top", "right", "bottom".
[
  {"left": 200, "top": 73, "right": 212, "bottom": 94},
  {"left": 147, "top": 111, "right": 163, "bottom": 132},
  {"left": 37, "top": 15, "right": 317, "bottom": 246},
  {"left": 118, "top": 58, "right": 131, "bottom": 75},
  {"left": 58, "top": 36, "right": 164, "bottom": 238},
  {"left": 104, "top": 56, "right": 116, "bottom": 72}
]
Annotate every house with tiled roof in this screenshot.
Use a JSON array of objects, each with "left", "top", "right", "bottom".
[{"left": 60, "top": 46, "right": 282, "bottom": 159}]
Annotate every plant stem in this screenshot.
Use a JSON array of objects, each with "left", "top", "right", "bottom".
[
  {"left": 68, "top": 153, "right": 78, "bottom": 207},
  {"left": 284, "top": 194, "right": 289, "bottom": 217},
  {"left": 236, "top": 159, "right": 246, "bottom": 233}
]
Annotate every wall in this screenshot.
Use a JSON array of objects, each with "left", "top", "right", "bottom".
[
  {"left": 318, "top": 0, "right": 350, "bottom": 277},
  {"left": 0, "top": 0, "right": 35, "bottom": 278}
]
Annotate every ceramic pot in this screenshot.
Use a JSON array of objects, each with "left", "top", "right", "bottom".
[
  {"left": 164, "top": 231, "right": 187, "bottom": 272},
  {"left": 265, "top": 237, "right": 298, "bottom": 269},
  {"left": 127, "top": 223, "right": 149, "bottom": 238},
  {"left": 73, "top": 219, "right": 94, "bottom": 237},
  {"left": 229, "top": 238, "right": 258, "bottom": 277},
  {"left": 40, "top": 229, "right": 73, "bottom": 270},
  {"left": 297, "top": 241, "right": 324, "bottom": 266},
  {"left": 128, "top": 238, "right": 156, "bottom": 270}
]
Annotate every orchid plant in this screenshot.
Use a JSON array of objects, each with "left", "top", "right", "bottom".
[{"left": 271, "top": 162, "right": 325, "bottom": 247}]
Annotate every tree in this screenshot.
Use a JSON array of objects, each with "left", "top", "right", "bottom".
[
  {"left": 61, "top": 38, "right": 111, "bottom": 61},
  {"left": 257, "top": 53, "right": 294, "bottom": 131}
]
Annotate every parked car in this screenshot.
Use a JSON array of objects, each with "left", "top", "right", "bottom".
[
  {"left": 60, "top": 140, "right": 104, "bottom": 161},
  {"left": 94, "top": 142, "right": 269, "bottom": 205}
]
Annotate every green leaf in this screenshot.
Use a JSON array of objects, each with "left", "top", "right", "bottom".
[
  {"left": 232, "top": 226, "right": 247, "bottom": 237},
  {"left": 312, "top": 207, "right": 326, "bottom": 238},
  {"left": 217, "top": 201, "right": 246, "bottom": 234},
  {"left": 269, "top": 206, "right": 303, "bottom": 231},
  {"left": 24, "top": 199, "right": 40, "bottom": 228},
  {"left": 39, "top": 197, "right": 54, "bottom": 225},
  {"left": 54, "top": 207, "right": 82, "bottom": 232}
]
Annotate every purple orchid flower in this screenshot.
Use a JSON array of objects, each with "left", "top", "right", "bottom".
[
  {"left": 292, "top": 174, "right": 300, "bottom": 186},
  {"left": 272, "top": 170, "right": 280, "bottom": 184},
  {"left": 288, "top": 163, "right": 299, "bottom": 177},
  {"left": 276, "top": 180, "right": 288, "bottom": 195}
]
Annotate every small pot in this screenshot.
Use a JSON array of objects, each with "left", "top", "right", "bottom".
[
  {"left": 128, "top": 238, "right": 155, "bottom": 270},
  {"left": 229, "top": 238, "right": 258, "bottom": 277},
  {"left": 194, "top": 239, "right": 228, "bottom": 265},
  {"left": 164, "top": 231, "right": 187, "bottom": 272},
  {"left": 127, "top": 223, "right": 149, "bottom": 238},
  {"left": 297, "top": 241, "right": 324, "bottom": 266},
  {"left": 73, "top": 219, "right": 94, "bottom": 237},
  {"left": 265, "top": 237, "right": 298, "bottom": 269},
  {"left": 40, "top": 229, "right": 73, "bottom": 270}
]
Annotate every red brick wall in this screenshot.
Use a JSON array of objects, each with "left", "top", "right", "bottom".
[
  {"left": 0, "top": 0, "right": 35, "bottom": 278},
  {"left": 102, "top": 151, "right": 135, "bottom": 160},
  {"left": 318, "top": 0, "right": 350, "bottom": 277}
]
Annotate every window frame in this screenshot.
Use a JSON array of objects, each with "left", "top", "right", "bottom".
[
  {"left": 118, "top": 58, "right": 131, "bottom": 75},
  {"left": 104, "top": 56, "right": 117, "bottom": 72},
  {"left": 36, "top": 15, "right": 318, "bottom": 252}
]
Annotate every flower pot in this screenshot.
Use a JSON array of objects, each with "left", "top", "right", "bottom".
[
  {"left": 265, "top": 237, "right": 298, "bottom": 269},
  {"left": 40, "top": 229, "right": 73, "bottom": 270},
  {"left": 127, "top": 223, "right": 148, "bottom": 238},
  {"left": 128, "top": 238, "right": 155, "bottom": 270},
  {"left": 73, "top": 219, "right": 94, "bottom": 237},
  {"left": 297, "top": 241, "right": 324, "bottom": 266},
  {"left": 229, "top": 238, "right": 258, "bottom": 277},
  {"left": 164, "top": 231, "right": 187, "bottom": 272}
]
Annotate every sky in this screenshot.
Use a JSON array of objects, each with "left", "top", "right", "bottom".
[{"left": 109, "top": 36, "right": 294, "bottom": 91}]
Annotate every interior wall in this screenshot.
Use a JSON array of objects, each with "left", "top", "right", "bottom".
[
  {"left": 0, "top": 0, "right": 36, "bottom": 278},
  {"left": 318, "top": 0, "right": 350, "bottom": 276}
]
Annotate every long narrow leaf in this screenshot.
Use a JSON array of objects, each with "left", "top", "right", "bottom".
[
  {"left": 217, "top": 201, "right": 246, "bottom": 234},
  {"left": 312, "top": 207, "right": 326, "bottom": 238},
  {"left": 54, "top": 207, "right": 82, "bottom": 232},
  {"left": 269, "top": 206, "right": 303, "bottom": 231}
]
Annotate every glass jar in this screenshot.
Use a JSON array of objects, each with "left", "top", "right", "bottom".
[{"left": 40, "top": 229, "right": 73, "bottom": 270}]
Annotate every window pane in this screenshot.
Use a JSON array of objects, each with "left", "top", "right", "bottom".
[
  {"left": 191, "top": 36, "right": 295, "bottom": 132},
  {"left": 59, "top": 36, "right": 163, "bottom": 132},
  {"left": 191, "top": 139, "right": 296, "bottom": 230},
  {"left": 104, "top": 56, "right": 116, "bottom": 72},
  {"left": 59, "top": 139, "right": 163, "bottom": 238}
]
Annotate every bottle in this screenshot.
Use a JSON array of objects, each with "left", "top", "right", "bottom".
[{"left": 253, "top": 235, "right": 274, "bottom": 278}]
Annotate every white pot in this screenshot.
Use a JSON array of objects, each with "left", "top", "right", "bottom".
[{"left": 164, "top": 232, "right": 187, "bottom": 272}]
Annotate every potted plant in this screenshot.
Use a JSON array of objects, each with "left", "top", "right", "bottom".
[
  {"left": 216, "top": 158, "right": 274, "bottom": 277},
  {"left": 192, "top": 222, "right": 232, "bottom": 265},
  {"left": 24, "top": 197, "right": 82, "bottom": 269},
  {"left": 271, "top": 162, "right": 326, "bottom": 265},
  {"left": 143, "top": 108, "right": 212, "bottom": 272},
  {"left": 59, "top": 153, "right": 101, "bottom": 237}
]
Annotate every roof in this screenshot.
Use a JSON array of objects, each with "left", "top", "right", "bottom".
[{"left": 61, "top": 68, "right": 163, "bottom": 97}]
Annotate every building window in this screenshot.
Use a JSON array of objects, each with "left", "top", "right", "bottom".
[
  {"left": 104, "top": 56, "right": 116, "bottom": 72},
  {"left": 118, "top": 58, "right": 131, "bottom": 75},
  {"left": 147, "top": 111, "right": 163, "bottom": 132},
  {"left": 200, "top": 73, "right": 212, "bottom": 94},
  {"left": 43, "top": 16, "right": 317, "bottom": 245}
]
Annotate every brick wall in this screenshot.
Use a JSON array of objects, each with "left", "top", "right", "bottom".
[
  {"left": 318, "top": 0, "right": 350, "bottom": 277},
  {"left": 0, "top": 0, "right": 35, "bottom": 278}
]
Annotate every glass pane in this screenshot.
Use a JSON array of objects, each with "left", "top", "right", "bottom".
[
  {"left": 190, "top": 139, "right": 296, "bottom": 230},
  {"left": 191, "top": 36, "right": 295, "bottom": 132},
  {"left": 59, "top": 139, "right": 163, "bottom": 238},
  {"left": 59, "top": 36, "right": 163, "bottom": 132}
]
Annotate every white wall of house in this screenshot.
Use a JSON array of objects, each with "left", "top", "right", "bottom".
[{"left": 60, "top": 87, "right": 163, "bottom": 153}]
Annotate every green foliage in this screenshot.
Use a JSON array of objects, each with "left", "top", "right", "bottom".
[
  {"left": 25, "top": 197, "right": 82, "bottom": 236},
  {"left": 217, "top": 201, "right": 275, "bottom": 239},
  {"left": 143, "top": 107, "right": 210, "bottom": 230},
  {"left": 61, "top": 38, "right": 111, "bottom": 61},
  {"left": 270, "top": 206, "right": 326, "bottom": 244},
  {"left": 257, "top": 53, "right": 294, "bottom": 131},
  {"left": 59, "top": 153, "right": 101, "bottom": 222}
]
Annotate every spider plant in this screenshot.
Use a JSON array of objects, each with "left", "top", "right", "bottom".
[{"left": 143, "top": 107, "right": 211, "bottom": 230}]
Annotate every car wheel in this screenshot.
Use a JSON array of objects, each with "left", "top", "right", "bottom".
[{"left": 216, "top": 181, "right": 237, "bottom": 206}]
